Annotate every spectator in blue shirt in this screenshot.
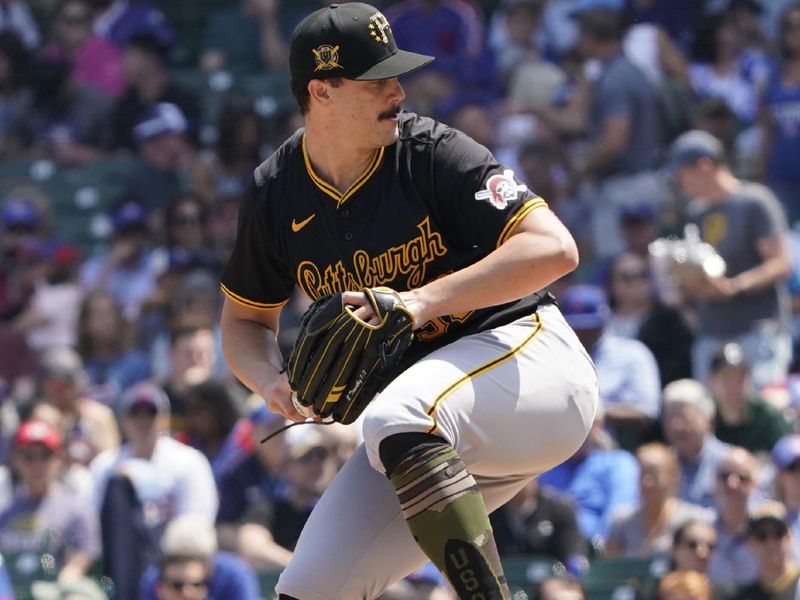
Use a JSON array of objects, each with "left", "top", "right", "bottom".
[
  {"left": 140, "top": 514, "right": 259, "bottom": 600},
  {"left": 757, "top": 2, "right": 800, "bottom": 227},
  {"left": 0, "top": 553, "right": 12, "bottom": 600},
  {"left": 215, "top": 405, "right": 292, "bottom": 572},
  {"left": 538, "top": 400, "right": 639, "bottom": 549},
  {"left": 92, "top": 0, "right": 174, "bottom": 51},
  {"left": 559, "top": 284, "right": 661, "bottom": 450}
]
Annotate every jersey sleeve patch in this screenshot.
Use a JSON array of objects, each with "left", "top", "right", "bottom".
[{"left": 474, "top": 169, "right": 528, "bottom": 210}]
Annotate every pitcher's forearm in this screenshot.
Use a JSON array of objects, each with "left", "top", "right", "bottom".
[{"left": 221, "top": 316, "right": 284, "bottom": 395}]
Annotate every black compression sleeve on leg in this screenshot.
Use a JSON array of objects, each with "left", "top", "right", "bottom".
[
  {"left": 380, "top": 431, "right": 444, "bottom": 476},
  {"left": 379, "top": 432, "right": 510, "bottom": 600}
]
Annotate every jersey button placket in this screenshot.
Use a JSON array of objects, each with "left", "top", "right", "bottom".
[{"left": 340, "top": 207, "right": 352, "bottom": 240}]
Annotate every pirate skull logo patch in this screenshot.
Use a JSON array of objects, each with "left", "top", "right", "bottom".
[{"left": 474, "top": 169, "right": 527, "bottom": 209}]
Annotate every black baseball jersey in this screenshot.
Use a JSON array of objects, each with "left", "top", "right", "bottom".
[{"left": 221, "top": 112, "right": 553, "bottom": 360}]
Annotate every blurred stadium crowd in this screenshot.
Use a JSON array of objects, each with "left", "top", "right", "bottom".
[{"left": 5, "top": 0, "right": 800, "bottom": 598}]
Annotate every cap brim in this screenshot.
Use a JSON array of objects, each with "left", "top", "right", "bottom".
[
  {"left": 353, "top": 49, "right": 434, "bottom": 81},
  {"left": 564, "top": 315, "right": 605, "bottom": 330}
]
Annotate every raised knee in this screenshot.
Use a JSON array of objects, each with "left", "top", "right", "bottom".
[{"left": 378, "top": 431, "right": 449, "bottom": 477}]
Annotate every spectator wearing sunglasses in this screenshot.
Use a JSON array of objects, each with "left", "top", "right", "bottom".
[
  {"left": 670, "top": 519, "right": 718, "bottom": 574},
  {"left": 155, "top": 555, "right": 209, "bottom": 600},
  {"left": 222, "top": 425, "right": 338, "bottom": 571},
  {"left": 733, "top": 500, "right": 800, "bottom": 600},
  {"left": 654, "top": 517, "right": 742, "bottom": 600},
  {"left": 142, "top": 515, "right": 258, "bottom": 600},
  {"left": 604, "top": 250, "right": 695, "bottom": 386},
  {"left": 709, "top": 446, "right": 760, "bottom": 587}
]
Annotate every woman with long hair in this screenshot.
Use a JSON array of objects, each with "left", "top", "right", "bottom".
[
  {"left": 605, "top": 251, "right": 694, "bottom": 385},
  {"left": 76, "top": 290, "right": 150, "bottom": 403}
]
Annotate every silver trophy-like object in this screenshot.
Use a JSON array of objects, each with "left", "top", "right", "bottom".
[{"left": 648, "top": 224, "right": 726, "bottom": 305}]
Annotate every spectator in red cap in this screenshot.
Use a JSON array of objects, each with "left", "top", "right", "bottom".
[{"left": 0, "top": 420, "right": 100, "bottom": 586}]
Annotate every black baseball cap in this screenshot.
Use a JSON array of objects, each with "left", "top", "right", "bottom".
[{"left": 289, "top": 3, "right": 434, "bottom": 82}]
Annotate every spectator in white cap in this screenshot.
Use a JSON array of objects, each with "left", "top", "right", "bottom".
[
  {"left": 90, "top": 382, "right": 217, "bottom": 600},
  {"left": 217, "top": 421, "right": 338, "bottom": 572},
  {"left": 139, "top": 514, "right": 259, "bottom": 600},
  {"left": 662, "top": 378, "right": 731, "bottom": 509}
]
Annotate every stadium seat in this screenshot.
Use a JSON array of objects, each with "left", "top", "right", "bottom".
[
  {"left": 501, "top": 555, "right": 566, "bottom": 597},
  {"left": 580, "top": 554, "right": 669, "bottom": 600},
  {"left": 582, "top": 554, "right": 669, "bottom": 582},
  {"left": 0, "top": 157, "right": 139, "bottom": 256},
  {"left": 258, "top": 570, "right": 280, "bottom": 600}
]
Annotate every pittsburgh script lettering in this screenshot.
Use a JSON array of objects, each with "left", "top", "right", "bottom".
[{"left": 297, "top": 217, "right": 447, "bottom": 298}]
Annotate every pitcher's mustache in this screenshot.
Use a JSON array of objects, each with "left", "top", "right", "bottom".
[{"left": 379, "top": 106, "right": 402, "bottom": 119}]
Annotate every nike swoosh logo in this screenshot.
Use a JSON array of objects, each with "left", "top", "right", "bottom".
[{"left": 291, "top": 214, "right": 316, "bottom": 232}]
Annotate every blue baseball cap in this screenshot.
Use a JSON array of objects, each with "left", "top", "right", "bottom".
[
  {"left": 406, "top": 562, "right": 445, "bottom": 586},
  {"left": 772, "top": 434, "right": 800, "bottom": 470},
  {"left": 133, "top": 102, "right": 187, "bottom": 143},
  {"left": 570, "top": 0, "right": 625, "bottom": 15},
  {"left": 112, "top": 201, "right": 147, "bottom": 231},
  {"left": 559, "top": 284, "right": 610, "bottom": 330},
  {"left": 250, "top": 404, "right": 284, "bottom": 426},
  {"left": 1, "top": 197, "right": 40, "bottom": 228},
  {"left": 664, "top": 130, "right": 725, "bottom": 177},
  {"left": 619, "top": 201, "right": 656, "bottom": 223},
  {"left": 122, "top": 382, "right": 170, "bottom": 415}
]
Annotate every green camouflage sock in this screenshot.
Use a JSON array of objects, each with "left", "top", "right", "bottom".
[{"left": 389, "top": 444, "right": 509, "bottom": 600}]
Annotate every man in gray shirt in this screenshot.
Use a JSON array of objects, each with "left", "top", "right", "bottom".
[
  {"left": 667, "top": 130, "right": 792, "bottom": 388},
  {"left": 574, "top": 6, "right": 666, "bottom": 256}
]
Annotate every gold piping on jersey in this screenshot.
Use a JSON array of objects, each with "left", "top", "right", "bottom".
[
  {"left": 302, "top": 134, "right": 385, "bottom": 207},
  {"left": 220, "top": 283, "right": 289, "bottom": 310},
  {"left": 425, "top": 312, "right": 544, "bottom": 434},
  {"left": 496, "top": 197, "right": 548, "bottom": 248}
]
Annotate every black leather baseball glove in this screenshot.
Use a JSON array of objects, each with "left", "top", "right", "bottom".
[{"left": 285, "top": 287, "right": 415, "bottom": 424}]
